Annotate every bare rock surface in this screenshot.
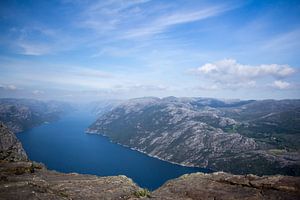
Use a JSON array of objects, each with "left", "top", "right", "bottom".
[
  {"left": 151, "top": 172, "right": 300, "bottom": 200},
  {"left": 0, "top": 161, "right": 141, "bottom": 200},
  {"left": 0, "top": 122, "right": 27, "bottom": 162}
]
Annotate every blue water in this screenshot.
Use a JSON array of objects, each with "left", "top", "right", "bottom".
[{"left": 16, "top": 111, "right": 211, "bottom": 190}]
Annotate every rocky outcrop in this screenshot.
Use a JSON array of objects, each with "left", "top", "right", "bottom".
[
  {"left": 0, "top": 122, "right": 300, "bottom": 199},
  {"left": 0, "top": 122, "right": 27, "bottom": 162},
  {"left": 151, "top": 172, "right": 300, "bottom": 200},
  {"left": 88, "top": 97, "right": 300, "bottom": 176},
  {"left": 0, "top": 161, "right": 141, "bottom": 200}
]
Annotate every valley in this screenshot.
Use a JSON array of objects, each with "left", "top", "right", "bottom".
[{"left": 0, "top": 97, "right": 300, "bottom": 199}]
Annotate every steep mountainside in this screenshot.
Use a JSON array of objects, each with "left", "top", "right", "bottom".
[
  {"left": 1, "top": 120, "right": 300, "bottom": 199},
  {"left": 0, "top": 122, "right": 27, "bottom": 162},
  {"left": 88, "top": 97, "right": 300, "bottom": 176},
  {"left": 0, "top": 98, "right": 73, "bottom": 133},
  {"left": 88, "top": 99, "right": 123, "bottom": 116}
]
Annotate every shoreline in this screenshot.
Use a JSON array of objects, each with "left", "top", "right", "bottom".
[{"left": 85, "top": 129, "right": 210, "bottom": 170}]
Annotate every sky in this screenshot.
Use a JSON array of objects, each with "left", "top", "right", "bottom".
[{"left": 0, "top": 0, "right": 300, "bottom": 101}]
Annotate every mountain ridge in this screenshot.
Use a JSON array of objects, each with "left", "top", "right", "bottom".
[
  {"left": 88, "top": 97, "right": 300, "bottom": 176},
  {"left": 0, "top": 98, "right": 73, "bottom": 133}
]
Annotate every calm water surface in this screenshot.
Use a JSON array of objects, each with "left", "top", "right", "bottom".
[{"left": 17, "top": 110, "right": 211, "bottom": 190}]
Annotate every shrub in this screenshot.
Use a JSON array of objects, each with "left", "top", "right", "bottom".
[{"left": 134, "top": 188, "right": 151, "bottom": 198}]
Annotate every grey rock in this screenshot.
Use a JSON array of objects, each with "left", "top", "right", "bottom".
[
  {"left": 0, "top": 122, "right": 27, "bottom": 162},
  {"left": 151, "top": 172, "right": 300, "bottom": 200},
  {"left": 88, "top": 97, "right": 300, "bottom": 176},
  {"left": 0, "top": 161, "right": 141, "bottom": 200}
]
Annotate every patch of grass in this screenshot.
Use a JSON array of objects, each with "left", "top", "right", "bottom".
[
  {"left": 268, "top": 149, "right": 287, "bottom": 155},
  {"left": 134, "top": 188, "right": 151, "bottom": 198},
  {"left": 29, "top": 162, "right": 44, "bottom": 173},
  {"left": 58, "top": 191, "right": 69, "bottom": 198},
  {"left": 10, "top": 166, "right": 32, "bottom": 175}
]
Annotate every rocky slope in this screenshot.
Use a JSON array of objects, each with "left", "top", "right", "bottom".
[
  {"left": 88, "top": 97, "right": 300, "bottom": 176},
  {"left": 0, "top": 98, "right": 73, "bottom": 133},
  {"left": 0, "top": 122, "right": 28, "bottom": 162},
  {"left": 88, "top": 99, "right": 123, "bottom": 116},
  {"left": 151, "top": 172, "right": 300, "bottom": 200},
  {"left": 1, "top": 122, "right": 300, "bottom": 199}
]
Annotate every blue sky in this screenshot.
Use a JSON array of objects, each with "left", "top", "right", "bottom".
[{"left": 0, "top": 0, "right": 300, "bottom": 101}]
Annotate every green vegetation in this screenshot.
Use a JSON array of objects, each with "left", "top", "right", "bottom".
[
  {"left": 30, "top": 161, "right": 44, "bottom": 173},
  {"left": 7, "top": 165, "right": 32, "bottom": 175},
  {"left": 58, "top": 191, "right": 69, "bottom": 198},
  {"left": 134, "top": 188, "right": 151, "bottom": 198},
  {"left": 268, "top": 149, "right": 287, "bottom": 155},
  {"left": 224, "top": 124, "right": 239, "bottom": 133}
]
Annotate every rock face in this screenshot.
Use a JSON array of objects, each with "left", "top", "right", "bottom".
[
  {"left": 0, "top": 162, "right": 141, "bottom": 200},
  {"left": 0, "top": 121, "right": 300, "bottom": 199},
  {"left": 88, "top": 97, "right": 300, "bottom": 176},
  {"left": 0, "top": 98, "right": 73, "bottom": 133},
  {"left": 0, "top": 122, "right": 27, "bottom": 162},
  {"left": 88, "top": 99, "right": 123, "bottom": 116},
  {"left": 151, "top": 172, "right": 300, "bottom": 200}
]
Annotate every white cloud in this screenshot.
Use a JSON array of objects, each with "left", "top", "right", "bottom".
[
  {"left": 262, "top": 29, "right": 300, "bottom": 52},
  {"left": 115, "top": 84, "right": 169, "bottom": 91},
  {"left": 17, "top": 42, "right": 52, "bottom": 56},
  {"left": 71, "top": 68, "right": 113, "bottom": 78},
  {"left": 86, "top": 0, "right": 150, "bottom": 13},
  {"left": 78, "top": 0, "right": 151, "bottom": 33},
  {"left": 123, "top": 5, "right": 230, "bottom": 38},
  {"left": 32, "top": 90, "right": 45, "bottom": 95},
  {"left": 77, "top": 0, "right": 236, "bottom": 40},
  {"left": 194, "top": 84, "right": 219, "bottom": 91},
  {"left": 195, "top": 59, "right": 295, "bottom": 79},
  {"left": 7, "top": 84, "right": 17, "bottom": 90},
  {"left": 5, "top": 1, "right": 238, "bottom": 58},
  {"left": 0, "top": 84, "right": 17, "bottom": 91},
  {"left": 191, "top": 59, "right": 296, "bottom": 90},
  {"left": 272, "top": 80, "right": 290, "bottom": 89}
]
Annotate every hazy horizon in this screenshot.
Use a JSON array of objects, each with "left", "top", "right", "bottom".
[{"left": 1, "top": 0, "right": 300, "bottom": 101}]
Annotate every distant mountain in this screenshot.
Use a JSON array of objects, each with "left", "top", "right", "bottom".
[
  {"left": 88, "top": 97, "right": 300, "bottom": 176},
  {"left": 0, "top": 98, "right": 73, "bottom": 133},
  {"left": 88, "top": 99, "right": 124, "bottom": 116}
]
